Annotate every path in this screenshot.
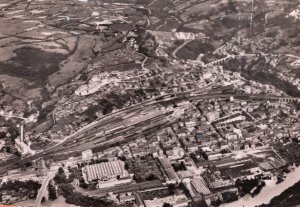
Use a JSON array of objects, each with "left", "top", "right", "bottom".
[{"left": 172, "top": 40, "right": 193, "bottom": 59}]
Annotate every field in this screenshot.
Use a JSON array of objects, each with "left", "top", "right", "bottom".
[
  {"left": 47, "top": 35, "right": 100, "bottom": 90},
  {"left": 0, "top": 47, "right": 65, "bottom": 85},
  {"left": 176, "top": 40, "right": 214, "bottom": 60}
]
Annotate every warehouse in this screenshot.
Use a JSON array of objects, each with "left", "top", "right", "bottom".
[{"left": 82, "top": 159, "right": 128, "bottom": 182}]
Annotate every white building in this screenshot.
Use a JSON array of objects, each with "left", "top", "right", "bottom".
[
  {"left": 82, "top": 159, "right": 129, "bottom": 183},
  {"left": 206, "top": 111, "right": 220, "bottom": 122},
  {"left": 82, "top": 149, "right": 93, "bottom": 161},
  {"left": 15, "top": 138, "right": 35, "bottom": 155}
]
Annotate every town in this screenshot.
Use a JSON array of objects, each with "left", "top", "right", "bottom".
[
  {"left": 1, "top": 88, "right": 300, "bottom": 207},
  {"left": 0, "top": 0, "right": 299, "bottom": 207}
]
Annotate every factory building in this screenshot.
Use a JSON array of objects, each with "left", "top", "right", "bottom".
[{"left": 82, "top": 159, "right": 129, "bottom": 183}]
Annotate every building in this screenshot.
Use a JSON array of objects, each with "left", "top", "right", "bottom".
[
  {"left": 0, "top": 152, "right": 13, "bottom": 161},
  {"left": 143, "top": 193, "right": 189, "bottom": 207},
  {"left": 206, "top": 112, "right": 220, "bottom": 122},
  {"left": 82, "top": 159, "right": 129, "bottom": 183},
  {"left": 191, "top": 177, "right": 211, "bottom": 195},
  {"left": 158, "top": 157, "right": 179, "bottom": 184},
  {"left": 82, "top": 149, "right": 93, "bottom": 161},
  {"left": 0, "top": 140, "right": 6, "bottom": 150},
  {"left": 15, "top": 138, "right": 35, "bottom": 155},
  {"left": 119, "top": 193, "right": 135, "bottom": 203},
  {"left": 166, "top": 147, "right": 185, "bottom": 160}
]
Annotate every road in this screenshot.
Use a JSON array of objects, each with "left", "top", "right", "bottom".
[
  {"left": 34, "top": 171, "right": 56, "bottom": 207},
  {"left": 148, "top": 0, "right": 158, "bottom": 6},
  {"left": 172, "top": 40, "right": 193, "bottom": 59},
  {"left": 141, "top": 55, "right": 148, "bottom": 71},
  {"left": 285, "top": 54, "right": 300, "bottom": 59},
  {"left": 156, "top": 20, "right": 167, "bottom": 30},
  {"left": 83, "top": 180, "right": 163, "bottom": 196}
]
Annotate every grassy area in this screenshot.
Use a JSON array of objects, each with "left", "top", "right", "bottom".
[
  {"left": 48, "top": 35, "right": 97, "bottom": 90},
  {"left": 125, "top": 156, "right": 165, "bottom": 182},
  {"left": 275, "top": 142, "right": 300, "bottom": 165},
  {"left": 176, "top": 40, "right": 214, "bottom": 60},
  {"left": 139, "top": 188, "right": 172, "bottom": 200},
  {"left": 0, "top": 47, "right": 65, "bottom": 86}
]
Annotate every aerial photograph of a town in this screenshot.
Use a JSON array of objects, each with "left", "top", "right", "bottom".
[{"left": 0, "top": 0, "right": 299, "bottom": 206}]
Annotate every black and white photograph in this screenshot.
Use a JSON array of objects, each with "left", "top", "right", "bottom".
[{"left": 0, "top": 0, "right": 299, "bottom": 206}]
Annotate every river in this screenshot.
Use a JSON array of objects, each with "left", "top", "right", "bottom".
[{"left": 220, "top": 166, "right": 300, "bottom": 207}]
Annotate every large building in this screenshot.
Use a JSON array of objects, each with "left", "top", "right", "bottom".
[
  {"left": 158, "top": 157, "right": 179, "bottom": 183},
  {"left": 82, "top": 160, "right": 129, "bottom": 183},
  {"left": 191, "top": 177, "right": 211, "bottom": 195}
]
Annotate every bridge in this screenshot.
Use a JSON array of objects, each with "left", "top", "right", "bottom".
[
  {"left": 249, "top": 95, "right": 300, "bottom": 103},
  {"left": 187, "top": 93, "right": 300, "bottom": 103},
  {"left": 207, "top": 55, "right": 235, "bottom": 66},
  {"left": 277, "top": 97, "right": 300, "bottom": 103}
]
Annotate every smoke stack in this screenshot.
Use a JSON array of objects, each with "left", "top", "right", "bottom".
[{"left": 20, "top": 124, "right": 24, "bottom": 143}]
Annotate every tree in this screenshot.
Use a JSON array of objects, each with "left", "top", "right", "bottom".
[
  {"left": 0, "top": 180, "right": 41, "bottom": 193},
  {"left": 58, "top": 167, "right": 65, "bottom": 175},
  {"left": 211, "top": 199, "right": 222, "bottom": 206},
  {"left": 58, "top": 183, "right": 74, "bottom": 198},
  {"left": 0, "top": 131, "right": 6, "bottom": 138},
  {"left": 48, "top": 182, "right": 57, "bottom": 201},
  {"left": 54, "top": 168, "right": 68, "bottom": 184},
  {"left": 79, "top": 182, "right": 88, "bottom": 189},
  {"left": 162, "top": 203, "right": 172, "bottom": 207},
  {"left": 222, "top": 191, "right": 238, "bottom": 203},
  {"left": 118, "top": 156, "right": 126, "bottom": 161},
  {"left": 146, "top": 173, "right": 156, "bottom": 181},
  {"left": 124, "top": 162, "right": 130, "bottom": 170}
]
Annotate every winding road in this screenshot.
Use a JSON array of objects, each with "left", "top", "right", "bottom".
[{"left": 172, "top": 40, "right": 193, "bottom": 59}]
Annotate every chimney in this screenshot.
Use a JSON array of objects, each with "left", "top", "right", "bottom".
[{"left": 20, "top": 124, "right": 24, "bottom": 143}]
